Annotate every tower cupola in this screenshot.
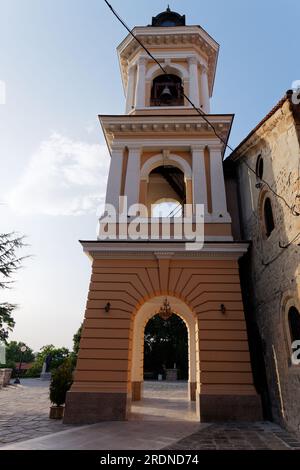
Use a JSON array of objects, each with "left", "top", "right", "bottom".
[{"left": 151, "top": 6, "right": 186, "bottom": 27}]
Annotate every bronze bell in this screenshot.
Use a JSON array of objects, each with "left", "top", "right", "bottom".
[{"left": 160, "top": 85, "right": 172, "bottom": 100}]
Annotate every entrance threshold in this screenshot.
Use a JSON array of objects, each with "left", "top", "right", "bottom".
[{"left": 130, "top": 381, "right": 197, "bottom": 422}]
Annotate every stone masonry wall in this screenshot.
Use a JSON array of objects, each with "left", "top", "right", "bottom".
[{"left": 234, "top": 98, "right": 300, "bottom": 433}]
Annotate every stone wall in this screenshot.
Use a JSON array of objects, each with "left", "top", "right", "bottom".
[
  {"left": 228, "top": 96, "right": 300, "bottom": 432},
  {"left": 0, "top": 369, "right": 12, "bottom": 388}
]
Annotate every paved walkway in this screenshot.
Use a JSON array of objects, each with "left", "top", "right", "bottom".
[
  {"left": 1, "top": 379, "right": 300, "bottom": 450},
  {"left": 0, "top": 379, "right": 71, "bottom": 445},
  {"left": 165, "top": 422, "right": 300, "bottom": 450}
]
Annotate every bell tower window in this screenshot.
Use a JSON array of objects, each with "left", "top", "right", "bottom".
[{"left": 150, "top": 74, "right": 184, "bottom": 107}]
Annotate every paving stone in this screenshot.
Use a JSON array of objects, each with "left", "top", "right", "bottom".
[
  {"left": 165, "top": 422, "right": 300, "bottom": 451},
  {"left": 2, "top": 380, "right": 300, "bottom": 450}
]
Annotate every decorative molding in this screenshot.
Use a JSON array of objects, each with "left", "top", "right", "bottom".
[
  {"left": 209, "top": 143, "right": 223, "bottom": 153},
  {"left": 110, "top": 144, "right": 125, "bottom": 153},
  {"left": 188, "top": 56, "right": 198, "bottom": 66},
  {"left": 199, "top": 63, "right": 208, "bottom": 75},
  {"left": 100, "top": 115, "right": 233, "bottom": 152},
  {"left": 140, "top": 153, "right": 192, "bottom": 180},
  {"left": 191, "top": 144, "right": 206, "bottom": 152},
  {"left": 81, "top": 241, "right": 249, "bottom": 259},
  {"left": 145, "top": 61, "right": 189, "bottom": 81},
  {"left": 154, "top": 252, "right": 175, "bottom": 259}
]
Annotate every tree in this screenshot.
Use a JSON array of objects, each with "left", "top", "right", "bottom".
[
  {"left": 144, "top": 314, "right": 188, "bottom": 379},
  {"left": 0, "top": 233, "right": 27, "bottom": 342},
  {"left": 72, "top": 323, "right": 82, "bottom": 355},
  {"left": 26, "top": 344, "right": 70, "bottom": 377},
  {"left": 4, "top": 341, "right": 35, "bottom": 368},
  {"left": 69, "top": 323, "right": 82, "bottom": 368}
]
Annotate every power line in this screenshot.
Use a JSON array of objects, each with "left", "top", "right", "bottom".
[{"left": 104, "top": 0, "right": 300, "bottom": 218}]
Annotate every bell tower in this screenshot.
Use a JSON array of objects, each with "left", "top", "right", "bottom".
[
  {"left": 102, "top": 6, "right": 231, "bottom": 228},
  {"left": 64, "top": 8, "right": 262, "bottom": 425}
]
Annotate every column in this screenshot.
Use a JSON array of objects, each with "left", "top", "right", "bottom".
[
  {"left": 188, "top": 57, "right": 200, "bottom": 108},
  {"left": 209, "top": 143, "right": 228, "bottom": 217},
  {"left": 192, "top": 145, "right": 208, "bottom": 214},
  {"left": 125, "top": 65, "right": 136, "bottom": 114},
  {"left": 135, "top": 57, "right": 146, "bottom": 109},
  {"left": 124, "top": 145, "right": 141, "bottom": 209},
  {"left": 105, "top": 145, "right": 124, "bottom": 212},
  {"left": 200, "top": 64, "right": 210, "bottom": 113}
]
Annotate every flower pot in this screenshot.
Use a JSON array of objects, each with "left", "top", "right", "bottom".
[{"left": 49, "top": 405, "right": 64, "bottom": 419}]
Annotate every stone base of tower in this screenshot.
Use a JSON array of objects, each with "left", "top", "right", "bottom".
[
  {"left": 197, "top": 393, "right": 263, "bottom": 422},
  {"left": 63, "top": 391, "right": 129, "bottom": 424}
]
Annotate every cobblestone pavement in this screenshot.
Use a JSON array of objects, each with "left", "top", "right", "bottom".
[
  {"left": 165, "top": 422, "right": 300, "bottom": 450},
  {"left": 1, "top": 379, "right": 300, "bottom": 450},
  {"left": 0, "top": 379, "right": 70, "bottom": 446}
]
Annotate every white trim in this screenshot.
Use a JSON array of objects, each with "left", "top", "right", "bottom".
[
  {"left": 104, "top": 147, "right": 123, "bottom": 210},
  {"left": 140, "top": 153, "right": 192, "bottom": 181},
  {"left": 131, "top": 296, "right": 198, "bottom": 385},
  {"left": 135, "top": 57, "right": 146, "bottom": 108},
  {"left": 118, "top": 26, "right": 219, "bottom": 54},
  {"left": 145, "top": 62, "right": 189, "bottom": 81},
  {"left": 125, "top": 66, "right": 136, "bottom": 114},
  {"left": 209, "top": 145, "right": 230, "bottom": 218},
  {"left": 124, "top": 146, "right": 141, "bottom": 207},
  {"left": 82, "top": 242, "right": 249, "bottom": 258},
  {"left": 192, "top": 146, "right": 207, "bottom": 212}
]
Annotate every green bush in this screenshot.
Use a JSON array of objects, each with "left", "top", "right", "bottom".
[
  {"left": 49, "top": 359, "right": 73, "bottom": 407},
  {"left": 25, "top": 363, "right": 42, "bottom": 378}
]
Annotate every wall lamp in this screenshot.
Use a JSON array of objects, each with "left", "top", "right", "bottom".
[
  {"left": 220, "top": 304, "right": 226, "bottom": 315},
  {"left": 104, "top": 302, "right": 111, "bottom": 313}
]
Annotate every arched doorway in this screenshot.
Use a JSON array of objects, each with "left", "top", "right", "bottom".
[
  {"left": 144, "top": 312, "right": 188, "bottom": 381},
  {"left": 131, "top": 296, "right": 198, "bottom": 398},
  {"left": 130, "top": 296, "right": 198, "bottom": 420}
]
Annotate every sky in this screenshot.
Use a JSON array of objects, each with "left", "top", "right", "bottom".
[{"left": 0, "top": 0, "right": 299, "bottom": 352}]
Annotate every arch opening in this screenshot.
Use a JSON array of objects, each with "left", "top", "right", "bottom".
[
  {"left": 147, "top": 165, "right": 186, "bottom": 216},
  {"left": 130, "top": 296, "right": 198, "bottom": 422},
  {"left": 150, "top": 74, "right": 184, "bottom": 107},
  {"left": 144, "top": 313, "right": 188, "bottom": 381}
]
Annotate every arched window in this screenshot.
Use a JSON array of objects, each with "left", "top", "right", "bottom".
[
  {"left": 263, "top": 197, "right": 275, "bottom": 237},
  {"left": 150, "top": 74, "right": 184, "bottom": 107},
  {"left": 288, "top": 307, "right": 300, "bottom": 343},
  {"left": 255, "top": 154, "right": 264, "bottom": 180}
]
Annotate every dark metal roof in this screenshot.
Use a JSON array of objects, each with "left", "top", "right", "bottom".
[{"left": 151, "top": 6, "right": 186, "bottom": 27}]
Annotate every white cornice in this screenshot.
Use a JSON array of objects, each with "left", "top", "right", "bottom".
[
  {"left": 99, "top": 114, "right": 233, "bottom": 153},
  {"left": 81, "top": 241, "right": 249, "bottom": 260}
]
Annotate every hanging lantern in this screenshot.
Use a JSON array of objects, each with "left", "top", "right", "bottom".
[{"left": 157, "top": 298, "right": 173, "bottom": 321}]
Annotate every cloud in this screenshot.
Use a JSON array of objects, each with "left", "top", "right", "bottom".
[{"left": 7, "top": 133, "right": 110, "bottom": 216}]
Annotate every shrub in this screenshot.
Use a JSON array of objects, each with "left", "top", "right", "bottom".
[
  {"left": 25, "top": 363, "right": 41, "bottom": 378},
  {"left": 49, "top": 358, "right": 73, "bottom": 407}
]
